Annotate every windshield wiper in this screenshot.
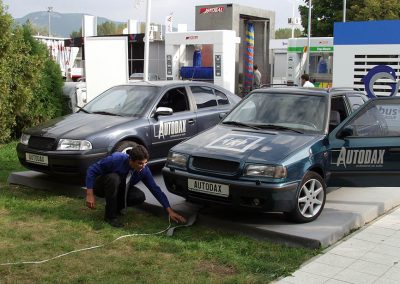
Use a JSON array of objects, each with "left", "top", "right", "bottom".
[
  {"left": 77, "top": 106, "right": 91, "bottom": 114},
  {"left": 92, "top": 111, "right": 122, "bottom": 116},
  {"left": 255, "top": 124, "right": 303, "bottom": 134},
  {"left": 222, "top": 120, "right": 262, "bottom": 130}
]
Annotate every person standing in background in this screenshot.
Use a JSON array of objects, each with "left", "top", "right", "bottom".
[
  {"left": 252, "top": 64, "right": 262, "bottom": 90},
  {"left": 301, "top": 74, "right": 315, "bottom": 88}
]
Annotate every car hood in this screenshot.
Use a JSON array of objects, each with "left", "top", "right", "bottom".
[
  {"left": 25, "top": 113, "right": 136, "bottom": 139},
  {"left": 175, "top": 125, "right": 321, "bottom": 164}
]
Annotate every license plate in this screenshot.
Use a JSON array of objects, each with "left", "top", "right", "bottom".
[
  {"left": 188, "top": 179, "right": 229, "bottom": 197},
  {"left": 26, "top": 153, "right": 48, "bottom": 166}
]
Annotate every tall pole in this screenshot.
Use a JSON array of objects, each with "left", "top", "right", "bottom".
[
  {"left": 143, "top": 0, "right": 151, "bottom": 82},
  {"left": 47, "top": 6, "right": 53, "bottom": 36},
  {"left": 306, "top": 0, "right": 312, "bottom": 74},
  {"left": 291, "top": 0, "right": 295, "bottom": 38},
  {"left": 343, "top": 0, "right": 347, "bottom": 22}
]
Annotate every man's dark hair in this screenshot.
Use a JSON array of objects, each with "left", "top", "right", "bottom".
[
  {"left": 301, "top": 74, "right": 310, "bottom": 81},
  {"left": 254, "top": 64, "right": 258, "bottom": 70},
  {"left": 129, "top": 145, "right": 149, "bottom": 161}
]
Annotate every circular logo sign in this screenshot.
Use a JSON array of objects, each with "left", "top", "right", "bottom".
[{"left": 362, "top": 65, "right": 400, "bottom": 98}]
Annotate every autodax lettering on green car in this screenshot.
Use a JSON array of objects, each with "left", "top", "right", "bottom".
[{"left": 335, "top": 147, "right": 385, "bottom": 168}]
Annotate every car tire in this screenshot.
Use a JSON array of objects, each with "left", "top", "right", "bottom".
[
  {"left": 285, "top": 171, "right": 326, "bottom": 223},
  {"left": 113, "top": 141, "right": 138, "bottom": 154}
]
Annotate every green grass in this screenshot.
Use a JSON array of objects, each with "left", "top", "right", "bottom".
[{"left": 0, "top": 141, "right": 319, "bottom": 283}]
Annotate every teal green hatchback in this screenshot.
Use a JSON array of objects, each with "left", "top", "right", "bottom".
[{"left": 162, "top": 87, "right": 400, "bottom": 223}]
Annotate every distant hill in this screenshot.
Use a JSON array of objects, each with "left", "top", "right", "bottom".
[{"left": 15, "top": 11, "right": 125, "bottom": 38}]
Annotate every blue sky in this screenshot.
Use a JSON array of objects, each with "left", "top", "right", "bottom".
[{"left": 3, "top": 0, "right": 304, "bottom": 30}]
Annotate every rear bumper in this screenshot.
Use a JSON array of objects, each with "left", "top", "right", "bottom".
[{"left": 162, "top": 167, "right": 300, "bottom": 213}]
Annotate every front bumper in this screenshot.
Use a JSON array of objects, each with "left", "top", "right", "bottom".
[
  {"left": 17, "top": 143, "right": 107, "bottom": 177},
  {"left": 162, "top": 167, "right": 300, "bottom": 213}
]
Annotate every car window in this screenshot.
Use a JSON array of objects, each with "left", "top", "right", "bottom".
[
  {"left": 232, "top": 100, "right": 257, "bottom": 122},
  {"left": 348, "top": 95, "right": 365, "bottom": 111},
  {"left": 157, "top": 87, "right": 189, "bottom": 113},
  {"left": 84, "top": 85, "right": 159, "bottom": 116},
  {"left": 191, "top": 86, "right": 218, "bottom": 109},
  {"left": 89, "top": 89, "right": 127, "bottom": 110},
  {"left": 224, "top": 92, "right": 328, "bottom": 133},
  {"left": 347, "top": 102, "right": 400, "bottom": 137},
  {"left": 331, "top": 96, "right": 348, "bottom": 122},
  {"left": 215, "top": 89, "right": 229, "bottom": 105}
]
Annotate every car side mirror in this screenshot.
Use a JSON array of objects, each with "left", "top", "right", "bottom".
[
  {"left": 337, "top": 125, "right": 354, "bottom": 139},
  {"left": 219, "top": 112, "right": 227, "bottom": 119},
  {"left": 154, "top": 107, "right": 173, "bottom": 118}
]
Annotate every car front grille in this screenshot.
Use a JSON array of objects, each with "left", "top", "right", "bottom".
[
  {"left": 28, "top": 136, "right": 57, "bottom": 151},
  {"left": 190, "top": 156, "right": 240, "bottom": 175}
]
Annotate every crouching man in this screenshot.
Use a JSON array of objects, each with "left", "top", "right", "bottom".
[{"left": 85, "top": 145, "right": 186, "bottom": 228}]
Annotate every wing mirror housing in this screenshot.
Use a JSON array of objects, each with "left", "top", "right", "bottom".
[
  {"left": 219, "top": 112, "right": 227, "bottom": 119},
  {"left": 154, "top": 107, "right": 173, "bottom": 118},
  {"left": 337, "top": 125, "right": 354, "bottom": 139}
]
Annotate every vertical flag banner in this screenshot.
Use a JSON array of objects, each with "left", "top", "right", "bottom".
[
  {"left": 244, "top": 22, "right": 254, "bottom": 93},
  {"left": 165, "top": 13, "right": 173, "bottom": 33}
]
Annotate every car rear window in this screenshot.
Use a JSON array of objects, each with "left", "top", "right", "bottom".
[
  {"left": 191, "top": 86, "right": 218, "bottom": 109},
  {"left": 216, "top": 89, "right": 229, "bottom": 105}
]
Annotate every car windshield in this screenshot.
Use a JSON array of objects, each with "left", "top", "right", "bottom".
[
  {"left": 223, "top": 92, "right": 328, "bottom": 134},
  {"left": 83, "top": 85, "right": 160, "bottom": 117}
]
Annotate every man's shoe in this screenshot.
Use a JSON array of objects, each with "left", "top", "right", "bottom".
[{"left": 104, "top": 218, "right": 124, "bottom": 228}]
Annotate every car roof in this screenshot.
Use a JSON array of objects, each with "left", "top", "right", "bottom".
[
  {"left": 252, "top": 86, "right": 367, "bottom": 98},
  {"left": 125, "top": 80, "right": 224, "bottom": 89},
  {"left": 252, "top": 87, "right": 328, "bottom": 97}
]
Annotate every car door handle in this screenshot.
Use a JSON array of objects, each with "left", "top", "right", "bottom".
[{"left": 187, "top": 119, "right": 196, "bottom": 124}]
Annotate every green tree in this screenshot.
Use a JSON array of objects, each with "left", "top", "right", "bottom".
[
  {"left": 70, "top": 28, "right": 82, "bottom": 38},
  {"left": 0, "top": 2, "right": 35, "bottom": 142},
  {"left": 23, "top": 19, "right": 48, "bottom": 36},
  {"left": 299, "top": 0, "right": 400, "bottom": 37},
  {"left": 97, "top": 21, "right": 125, "bottom": 36},
  {"left": 275, "top": 28, "right": 302, "bottom": 39},
  {"left": 299, "top": 0, "right": 345, "bottom": 36},
  {"left": 70, "top": 22, "right": 125, "bottom": 37},
  {"left": 350, "top": 0, "right": 400, "bottom": 21},
  {"left": 0, "top": 1, "right": 65, "bottom": 142},
  {"left": 16, "top": 23, "right": 66, "bottom": 137}
]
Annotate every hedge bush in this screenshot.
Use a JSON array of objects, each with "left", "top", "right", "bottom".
[{"left": 0, "top": 1, "right": 66, "bottom": 143}]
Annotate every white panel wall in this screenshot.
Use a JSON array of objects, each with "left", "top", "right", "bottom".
[
  {"left": 82, "top": 15, "right": 97, "bottom": 37},
  {"left": 85, "top": 37, "right": 129, "bottom": 103},
  {"left": 332, "top": 45, "right": 355, "bottom": 87},
  {"left": 333, "top": 44, "right": 400, "bottom": 91}
]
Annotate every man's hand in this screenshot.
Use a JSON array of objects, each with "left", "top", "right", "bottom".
[
  {"left": 86, "top": 189, "right": 96, "bottom": 209},
  {"left": 166, "top": 207, "right": 186, "bottom": 223}
]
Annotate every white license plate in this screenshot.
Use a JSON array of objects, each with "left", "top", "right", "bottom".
[
  {"left": 26, "top": 153, "right": 48, "bottom": 166},
  {"left": 188, "top": 179, "right": 229, "bottom": 197}
]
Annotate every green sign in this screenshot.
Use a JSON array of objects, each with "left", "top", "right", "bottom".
[{"left": 287, "top": 46, "right": 334, "bottom": 53}]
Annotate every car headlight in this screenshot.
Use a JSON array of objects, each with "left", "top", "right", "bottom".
[
  {"left": 166, "top": 152, "right": 188, "bottom": 169},
  {"left": 20, "top": 133, "right": 31, "bottom": 145},
  {"left": 244, "top": 164, "right": 287, "bottom": 178},
  {"left": 57, "top": 139, "right": 92, "bottom": 151}
]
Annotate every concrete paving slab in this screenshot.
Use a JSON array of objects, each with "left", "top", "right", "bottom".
[
  {"left": 7, "top": 171, "right": 84, "bottom": 197},
  {"left": 7, "top": 170, "right": 400, "bottom": 248}
]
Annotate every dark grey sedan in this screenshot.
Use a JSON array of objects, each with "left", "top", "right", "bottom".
[{"left": 17, "top": 81, "right": 240, "bottom": 177}]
